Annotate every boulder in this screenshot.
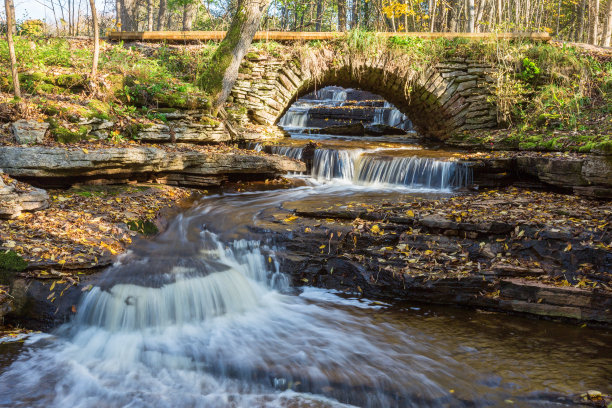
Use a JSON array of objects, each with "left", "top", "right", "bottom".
[
  {"left": 364, "top": 124, "right": 407, "bottom": 136},
  {"left": 11, "top": 120, "right": 49, "bottom": 144},
  {"left": 0, "top": 172, "right": 49, "bottom": 219}
]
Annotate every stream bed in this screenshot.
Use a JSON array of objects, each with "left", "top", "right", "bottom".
[{"left": 0, "top": 87, "right": 610, "bottom": 407}]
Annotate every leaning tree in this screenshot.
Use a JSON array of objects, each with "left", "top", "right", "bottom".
[{"left": 200, "top": 0, "right": 271, "bottom": 113}]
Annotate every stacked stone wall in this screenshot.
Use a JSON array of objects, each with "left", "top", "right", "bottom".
[{"left": 230, "top": 47, "right": 499, "bottom": 140}]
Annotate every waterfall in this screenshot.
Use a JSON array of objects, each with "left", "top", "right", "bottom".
[
  {"left": 311, "top": 149, "right": 362, "bottom": 181},
  {"left": 75, "top": 233, "right": 285, "bottom": 332},
  {"left": 268, "top": 145, "right": 303, "bottom": 160},
  {"left": 356, "top": 155, "right": 472, "bottom": 189},
  {"left": 277, "top": 102, "right": 310, "bottom": 130},
  {"left": 313, "top": 86, "right": 349, "bottom": 103},
  {"left": 311, "top": 149, "right": 471, "bottom": 190},
  {"left": 247, "top": 143, "right": 304, "bottom": 160},
  {"left": 372, "top": 102, "right": 413, "bottom": 131}
]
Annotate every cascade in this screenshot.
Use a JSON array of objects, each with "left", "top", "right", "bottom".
[
  {"left": 372, "top": 102, "right": 412, "bottom": 131},
  {"left": 310, "top": 148, "right": 472, "bottom": 190},
  {"left": 277, "top": 101, "right": 310, "bottom": 130},
  {"left": 248, "top": 143, "right": 304, "bottom": 160}
]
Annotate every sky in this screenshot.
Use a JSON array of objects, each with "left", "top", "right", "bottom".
[{"left": 13, "top": 0, "right": 106, "bottom": 22}]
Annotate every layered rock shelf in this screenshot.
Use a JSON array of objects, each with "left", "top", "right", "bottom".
[
  {"left": 0, "top": 146, "right": 305, "bottom": 188},
  {"left": 465, "top": 153, "right": 612, "bottom": 198}
]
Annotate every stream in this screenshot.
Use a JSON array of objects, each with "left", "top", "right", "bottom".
[{"left": 0, "top": 87, "right": 610, "bottom": 407}]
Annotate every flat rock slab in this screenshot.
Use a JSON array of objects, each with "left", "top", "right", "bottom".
[
  {"left": 136, "top": 122, "right": 232, "bottom": 143},
  {"left": 0, "top": 146, "right": 305, "bottom": 188}
]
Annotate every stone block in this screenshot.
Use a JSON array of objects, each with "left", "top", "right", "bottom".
[
  {"left": 453, "top": 75, "right": 479, "bottom": 83},
  {"left": 12, "top": 120, "right": 49, "bottom": 145}
]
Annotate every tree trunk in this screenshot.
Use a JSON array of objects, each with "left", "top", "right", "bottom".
[
  {"left": 450, "top": 0, "right": 462, "bottom": 32},
  {"left": 467, "top": 0, "right": 475, "bottom": 32},
  {"left": 556, "top": 0, "right": 562, "bottom": 35},
  {"left": 76, "top": 0, "right": 83, "bottom": 35},
  {"left": 495, "top": 0, "right": 502, "bottom": 26},
  {"left": 116, "top": 0, "right": 122, "bottom": 29},
  {"left": 183, "top": 2, "right": 198, "bottom": 30},
  {"left": 578, "top": 0, "right": 586, "bottom": 41},
  {"left": 429, "top": 0, "right": 437, "bottom": 32},
  {"left": 7, "top": 0, "right": 16, "bottom": 34},
  {"left": 315, "top": 0, "right": 323, "bottom": 30},
  {"left": 89, "top": 0, "right": 100, "bottom": 77},
  {"left": 120, "top": 0, "right": 138, "bottom": 31},
  {"left": 200, "top": 0, "right": 271, "bottom": 112},
  {"left": 157, "top": 0, "right": 166, "bottom": 30},
  {"left": 337, "top": 0, "right": 347, "bottom": 31},
  {"left": 589, "top": 0, "right": 600, "bottom": 44},
  {"left": 4, "top": 0, "right": 20, "bottom": 98},
  {"left": 602, "top": 0, "right": 612, "bottom": 46},
  {"left": 351, "top": 0, "right": 358, "bottom": 28},
  {"left": 474, "top": 0, "right": 485, "bottom": 32},
  {"left": 147, "top": 0, "right": 153, "bottom": 30}
]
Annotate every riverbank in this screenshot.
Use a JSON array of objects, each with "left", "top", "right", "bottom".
[{"left": 0, "top": 178, "right": 197, "bottom": 327}]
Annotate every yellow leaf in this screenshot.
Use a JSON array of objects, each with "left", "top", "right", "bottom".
[
  {"left": 58, "top": 259, "right": 66, "bottom": 265},
  {"left": 424, "top": 250, "right": 433, "bottom": 255},
  {"left": 283, "top": 215, "right": 298, "bottom": 223},
  {"left": 319, "top": 244, "right": 326, "bottom": 249},
  {"left": 49, "top": 281, "right": 56, "bottom": 291},
  {"left": 564, "top": 243, "right": 572, "bottom": 252},
  {"left": 82, "top": 148, "right": 89, "bottom": 154},
  {"left": 371, "top": 225, "right": 380, "bottom": 234},
  {"left": 405, "top": 210, "right": 415, "bottom": 217},
  {"left": 47, "top": 292, "right": 55, "bottom": 300}
]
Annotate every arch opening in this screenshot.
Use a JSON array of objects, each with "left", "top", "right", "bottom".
[
  {"left": 271, "top": 65, "right": 460, "bottom": 140},
  {"left": 277, "top": 86, "right": 414, "bottom": 137}
]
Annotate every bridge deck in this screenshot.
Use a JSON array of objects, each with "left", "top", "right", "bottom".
[{"left": 108, "top": 31, "right": 551, "bottom": 42}]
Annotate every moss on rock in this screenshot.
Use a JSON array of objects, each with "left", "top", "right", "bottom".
[{"left": 0, "top": 250, "right": 28, "bottom": 272}]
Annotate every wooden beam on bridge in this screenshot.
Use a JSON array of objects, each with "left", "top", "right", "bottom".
[{"left": 107, "top": 31, "right": 551, "bottom": 43}]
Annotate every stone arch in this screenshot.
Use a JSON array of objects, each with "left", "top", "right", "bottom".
[{"left": 230, "top": 48, "right": 498, "bottom": 140}]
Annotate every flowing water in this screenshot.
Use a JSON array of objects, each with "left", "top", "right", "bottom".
[{"left": 1, "top": 87, "right": 610, "bottom": 407}]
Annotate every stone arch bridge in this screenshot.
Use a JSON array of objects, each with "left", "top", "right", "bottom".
[{"left": 230, "top": 46, "right": 498, "bottom": 140}]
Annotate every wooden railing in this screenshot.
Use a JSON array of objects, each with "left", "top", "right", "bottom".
[{"left": 107, "top": 31, "right": 552, "bottom": 42}]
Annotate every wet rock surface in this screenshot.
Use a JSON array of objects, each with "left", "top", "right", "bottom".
[{"left": 254, "top": 187, "right": 612, "bottom": 325}]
